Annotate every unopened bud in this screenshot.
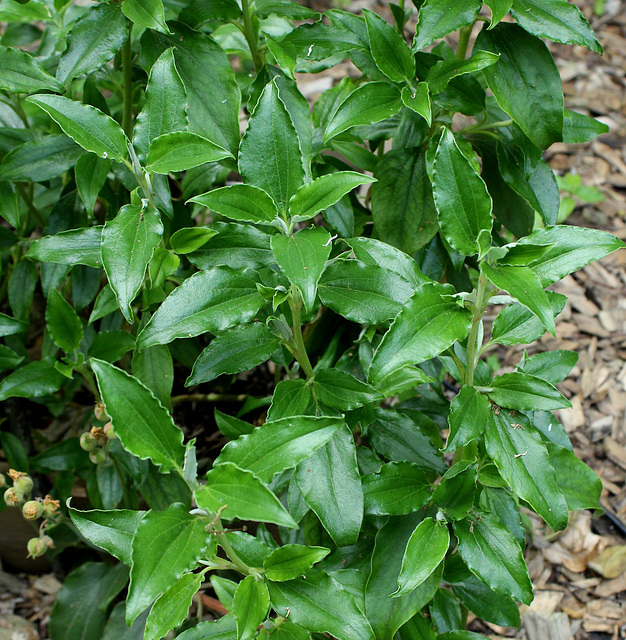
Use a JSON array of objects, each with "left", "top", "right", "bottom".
[
  {"left": 42, "top": 535, "right": 55, "bottom": 549},
  {"left": 0, "top": 473, "right": 5, "bottom": 488},
  {"left": 14, "top": 476, "right": 33, "bottom": 494},
  {"left": 22, "top": 500, "right": 44, "bottom": 520},
  {"left": 8, "top": 469, "right": 32, "bottom": 494},
  {"left": 27, "top": 537, "right": 46, "bottom": 559},
  {"left": 89, "top": 449, "right": 107, "bottom": 465},
  {"left": 90, "top": 426, "right": 107, "bottom": 446},
  {"left": 103, "top": 422, "right": 117, "bottom": 440},
  {"left": 42, "top": 495, "right": 60, "bottom": 518},
  {"left": 4, "top": 487, "right": 24, "bottom": 507},
  {"left": 94, "top": 402, "right": 108, "bottom": 422},
  {"left": 80, "top": 432, "right": 98, "bottom": 452}
]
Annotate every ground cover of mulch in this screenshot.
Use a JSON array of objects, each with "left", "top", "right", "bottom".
[{"left": 1, "top": 1, "right": 625, "bottom": 638}]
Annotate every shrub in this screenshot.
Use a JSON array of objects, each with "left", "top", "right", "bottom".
[{"left": 0, "top": 0, "right": 623, "bottom": 638}]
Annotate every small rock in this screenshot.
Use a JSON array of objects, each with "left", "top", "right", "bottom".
[
  {"left": 0, "top": 572, "right": 23, "bottom": 595},
  {"left": 32, "top": 574, "right": 61, "bottom": 596},
  {"left": 0, "top": 615, "right": 38, "bottom": 640}
]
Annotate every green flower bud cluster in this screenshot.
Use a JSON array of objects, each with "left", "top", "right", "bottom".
[
  {"left": 3, "top": 469, "right": 63, "bottom": 560},
  {"left": 80, "top": 423, "right": 116, "bottom": 466}
]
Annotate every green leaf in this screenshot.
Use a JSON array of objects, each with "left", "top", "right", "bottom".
[
  {"left": 484, "top": 0, "right": 512, "bottom": 27},
  {"left": 369, "top": 283, "right": 472, "bottom": 385},
  {"left": 362, "top": 461, "right": 431, "bottom": 515},
  {"left": 432, "top": 460, "right": 477, "bottom": 520},
  {"left": 547, "top": 443, "right": 602, "bottom": 512},
  {"left": 189, "top": 184, "right": 280, "bottom": 226},
  {"left": 371, "top": 148, "right": 439, "bottom": 255},
  {"left": 264, "top": 545, "right": 330, "bottom": 582},
  {"left": 0, "top": 345, "right": 23, "bottom": 372},
  {"left": 145, "top": 572, "right": 204, "bottom": 640},
  {"left": 518, "top": 225, "right": 625, "bottom": 286},
  {"left": 367, "top": 409, "right": 446, "bottom": 474},
  {"left": 412, "top": 0, "right": 481, "bottom": 51},
  {"left": 271, "top": 227, "right": 331, "bottom": 312},
  {"left": 46, "top": 289, "right": 83, "bottom": 354},
  {"left": 363, "top": 9, "right": 415, "bottom": 82},
  {"left": 267, "top": 379, "right": 313, "bottom": 422},
  {"left": 101, "top": 204, "right": 163, "bottom": 323},
  {"left": 239, "top": 79, "right": 304, "bottom": 212},
  {"left": 127, "top": 503, "right": 212, "bottom": 624},
  {"left": 49, "top": 563, "right": 129, "bottom": 640},
  {"left": 89, "top": 331, "right": 136, "bottom": 363},
  {"left": 563, "top": 109, "right": 608, "bottom": 144},
  {"left": 68, "top": 505, "right": 145, "bottom": 566},
  {"left": 482, "top": 263, "right": 554, "bottom": 335},
  {"left": 510, "top": 0, "right": 601, "bottom": 53},
  {"left": 56, "top": 3, "right": 127, "bottom": 84},
  {"left": 490, "top": 292, "right": 566, "bottom": 346},
  {"left": 485, "top": 411, "right": 569, "bottom": 530},
  {"left": 0, "top": 45, "right": 63, "bottom": 93},
  {"left": 445, "top": 555, "right": 520, "bottom": 628},
  {"left": 91, "top": 358, "right": 185, "bottom": 473},
  {"left": 365, "top": 515, "right": 442, "bottom": 640},
  {"left": 27, "top": 227, "right": 103, "bottom": 268},
  {"left": 489, "top": 372, "right": 570, "bottom": 411},
  {"left": 426, "top": 50, "right": 500, "bottom": 94},
  {"left": 233, "top": 577, "right": 269, "bottom": 640},
  {"left": 0, "top": 135, "right": 83, "bottom": 182},
  {"left": 438, "top": 633, "right": 489, "bottom": 640},
  {"left": 102, "top": 603, "right": 148, "bottom": 640},
  {"left": 454, "top": 512, "right": 532, "bottom": 604},
  {"left": 134, "top": 48, "right": 188, "bottom": 157},
  {"left": 517, "top": 350, "right": 578, "bottom": 386},
  {"left": 214, "top": 410, "right": 255, "bottom": 440},
  {"left": 314, "top": 369, "right": 382, "bottom": 411},
  {"left": 27, "top": 95, "right": 129, "bottom": 162},
  {"left": 432, "top": 128, "right": 493, "bottom": 257},
  {"left": 194, "top": 462, "right": 297, "bottom": 528},
  {"left": 216, "top": 415, "right": 343, "bottom": 483},
  {"left": 324, "top": 82, "right": 403, "bottom": 143},
  {"left": 444, "top": 386, "right": 491, "bottom": 451},
  {"left": 395, "top": 518, "right": 449, "bottom": 597},
  {"left": 0, "top": 359, "right": 65, "bottom": 401},
  {"left": 170, "top": 227, "right": 218, "bottom": 254},
  {"left": 0, "top": 312, "right": 28, "bottom": 337},
  {"left": 268, "top": 572, "right": 374, "bottom": 640},
  {"left": 122, "top": 0, "right": 170, "bottom": 34},
  {"left": 346, "top": 237, "right": 430, "bottom": 287},
  {"left": 147, "top": 131, "right": 232, "bottom": 174},
  {"left": 175, "top": 617, "right": 237, "bottom": 640},
  {"left": 318, "top": 260, "right": 416, "bottom": 325},
  {"left": 295, "top": 427, "right": 363, "bottom": 546},
  {"left": 178, "top": 0, "right": 242, "bottom": 25},
  {"left": 143, "top": 23, "right": 241, "bottom": 155},
  {"left": 475, "top": 23, "right": 563, "bottom": 149},
  {"left": 401, "top": 83, "right": 431, "bottom": 125},
  {"left": 137, "top": 267, "right": 266, "bottom": 349},
  {"left": 289, "top": 172, "right": 375, "bottom": 223},
  {"left": 211, "top": 576, "right": 237, "bottom": 610},
  {"left": 188, "top": 323, "right": 279, "bottom": 385},
  {"left": 76, "top": 154, "right": 110, "bottom": 213}
]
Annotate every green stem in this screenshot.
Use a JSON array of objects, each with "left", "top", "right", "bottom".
[
  {"left": 288, "top": 289, "right": 315, "bottom": 380},
  {"left": 77, "top": 364, "right": 100, "bottom": 401},
  {"left": 241, "top": 0, "right": 263, "bottom": 72},
  {"left": 464, "top": 271, "right": 489, "bottom": 387},
  {"left": 121, "top": 22, "right": 133, "bottom": 140},
  {"left": 213, "top": 520, "right": 263, "bottom": 579},
  {"left": 456, "top": 24, "right": 473, "bottom": 60},
  {"left": 459, "top": 119, "right": 513, "bottom": 135},
  {"left": 17, "top": 183, "right": 45, "bottom": 230},
  {"left": 171, "top": 392, "right": 251, "bottom": 405}
]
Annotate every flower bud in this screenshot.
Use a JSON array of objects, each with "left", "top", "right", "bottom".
[
  {"left": 80, "top": 432, "right": 98, "bottom": 452},
  {"left": 22, "top": 500, "right": 44, "bottom": 520},
  {"left": 42, "top": 494, "right": 60, "bottom": 518},
  {"left": 27, "top": 537, "right": 47, "bottom": 558},
  {"left": 4, "top": 487, "right": 24, "bottom": 507},
  {"left": 90, "top": 426, "right": 107, "bottom": 446},
  {"left": 14, "top": 475, "right": 33, "bottom": 494},
  {"left": 42, "top": 535, "right": 55, "bottom": 549},
  {"left": 94, "top": 402, "right": 109, "bottom": 422},
  {"left": 103, "top": 422, "right": 117, "bottom": 440},
  {"left": 0, "top": 473, "right": 5, "bottom": 488},
  {"left": 89, "top": 449, "right": 107, "bottom": 465}
]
